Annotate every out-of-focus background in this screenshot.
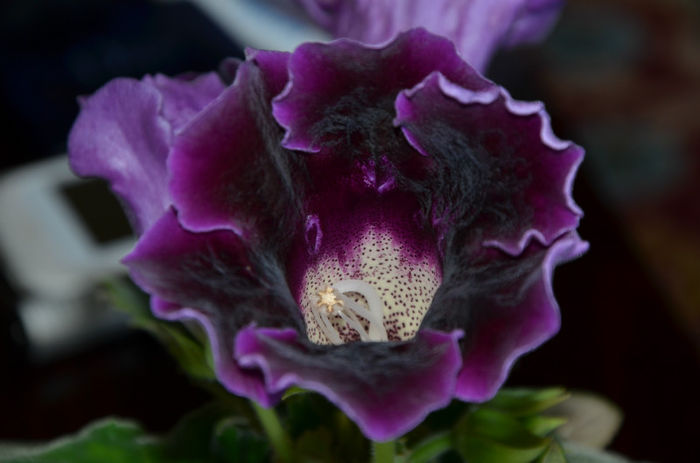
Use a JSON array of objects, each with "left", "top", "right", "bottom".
[{"left": 0, "top": 0, "right": 698, "bottom": 461}]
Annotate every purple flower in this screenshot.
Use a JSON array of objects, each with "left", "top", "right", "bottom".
[
  {"left": 295, "top": 0, "right": 565, "bottom": 72},
  {"left": 68, "top": 29, "right": 586, "bottom": 441}
]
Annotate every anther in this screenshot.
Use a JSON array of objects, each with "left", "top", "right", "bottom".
[{"left": 312, "top": 280, "right": 388, "bottom": 344}]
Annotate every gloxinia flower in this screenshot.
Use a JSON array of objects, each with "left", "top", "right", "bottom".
[
  {"left": 68, "top": 29, "right": 586, "bottom": 441},
  {"left": 294, "top": 0, "right": 565, "bottom": 72}
]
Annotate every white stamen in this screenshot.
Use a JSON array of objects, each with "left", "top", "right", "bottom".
[
  {"left": 311, "top": 301, "right": 342, "bottom": 345},
  {"left": 313, "top": 279, "right": 388, "bottom": 344}
]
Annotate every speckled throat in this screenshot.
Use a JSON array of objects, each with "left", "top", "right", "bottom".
[{"left": 300, "top": 226, "right": 441, "bottom": 344}]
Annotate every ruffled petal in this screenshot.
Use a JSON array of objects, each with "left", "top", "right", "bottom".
[
  {"left": 123, "top": 209, "right": 303, "bottom": 405},
  {"left": 68, "top": 73, "right": 225, "bottom": 234},
  {"left": 294, "top": 0, "right": 564, "bottom": 73},
  {"left": 235, "top": 326, "right": 463, "bottom": 441},
  {"left": 272, "top": 28, "right": 491, "bottom": 154},
  {"left": 395, "top": 72, "right": 583, "bottom": 254},
  {"left": 424, "top": 232, "right": 588, "bottom": 401},
  {"left": 144, "top": 72, "right": 226, "bottom": 132},
  {"left": 68, "top": 78, "right": 172, "bottom": 234},
  {"left": 169, "top": 54, "right": 305, "bottom": 243}
]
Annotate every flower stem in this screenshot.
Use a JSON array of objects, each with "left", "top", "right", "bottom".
[
  {"left": 372, "top": 440, "right": 396, "bottom": 463},
  {"left": 251, "top": 402, "right": 294, "bottom": 463},
  {"left": 407, "top": 431, "right": 452, "bottom": 463}
]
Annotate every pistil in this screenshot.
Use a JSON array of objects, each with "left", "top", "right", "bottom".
[{"left": 312, "top": 280, "right": 388, "bottom": 344}]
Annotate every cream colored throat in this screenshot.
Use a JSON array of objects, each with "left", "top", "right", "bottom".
[{"left": 311, "top": 280, "right": 388, "bottom": 344}]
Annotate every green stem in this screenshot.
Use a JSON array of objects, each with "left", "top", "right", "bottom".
[
  {"left": 372, "top": 440, "right": 396, "bottom": 463},
  {"left": 251, "top": 402, "right": 294, "bottom": 463},
  {"left": 407, "top": 431, "right": 452, "bottom": 463}
]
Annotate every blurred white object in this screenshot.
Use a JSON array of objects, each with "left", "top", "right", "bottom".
[
  {"left": 191, "top": 0, "right": 331, "bottom": 51},
  {"left": 0, "top": 155, "right": 134, "bottom": 299},
  {"left": 0, "top": 155, "right": 134, "bottom": 358},
  {"left": 550, "top": 392, "right": 624, "bottom": 449}
]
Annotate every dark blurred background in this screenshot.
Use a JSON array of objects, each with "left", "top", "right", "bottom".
[{"left": 0, "top": 0, "right": 698, "bottom": 461}]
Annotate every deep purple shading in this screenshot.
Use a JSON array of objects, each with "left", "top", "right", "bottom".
[
  {"left": 394, "top": 72, "right": 583, "bottom": 255},
  {"left": 272, "top": 29, "right": 492, "bottom": 153},
  {"left": 235, "top": 327, "right": 463, "bottom": 441},
  {"left": 68, "top": 73, "right": 225, "bottom": 234},
  {"left": 70, "top": 28, "right": 586, "bottom": 441},
  {"left": 169, "top": 54, "right": 303, "bottom": 240},
  {"left": 122, "top": 209, "right": 290, "bottom": 406},
  {"left": 424, "top": 232, "right": 588, "bottom": 401},
  {"left": 283, "top": 138, "right": 441, "bottom": 308},
  {"left": 294, "top": 0, "right": 565, "bottom": 73}
]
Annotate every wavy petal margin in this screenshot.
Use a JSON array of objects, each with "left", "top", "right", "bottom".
[
  {"left": 123, "top": 210, "right": 302, "bottom": 406},
  {"left": 169, "top": 54, "right": 304, "bottom": 244},
  {"left": 294, "top": 0, "right": 564, "bottom": 72},
  {"left": 71, "top": 28, "right": 587, "bottom": 442},
  {"left": 236, "top": 327, "right": 463, "bottom": 441},
  {"left": 395, "top": 71, "right": 583, "bottom": 255},
  {"left": 272, "top": 28, "right": 491, "bottom": 153},
  {"left": 454, "top": 233, "right": 588, "bottom": 401},
  {"left": 68, "top": 73, "right": 225, "bottom": 234}
]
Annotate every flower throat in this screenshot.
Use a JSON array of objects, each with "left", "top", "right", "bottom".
[{"left": 300, "top": 226, "right": 441, "bottom": 345}]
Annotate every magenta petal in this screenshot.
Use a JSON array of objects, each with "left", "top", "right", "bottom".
[
  {"left": 235, "top": 326, "right": 463, "bottom": 441},
  {"left": 169, "top": 60, "right": 302, "bottom": 240},
  {"left": 395, "top": 72, "right": 583, "bottom": 254},
  {"left": 272, "top": 28, "right": 492, "bottom": 154},
  {"left": 294, "top": 0, "right": 564, "bottom": 73},
  {"left": 144, "top": 72, "right": 225, "bottom": 132},
  {"left": 245, "top": 48, "right": 291, "bottom": 97},
  {"left": 424, "top": 232, "right": 588, "bottom": 401},
  {"left": 68, "top": 73, "right": 225, "bottom": 234},
  {"left": 68, "top": 78, "right": 172, "bottom": 234},
  {"left": 123, "top": 210, "right": 301, "bottom": 405}
]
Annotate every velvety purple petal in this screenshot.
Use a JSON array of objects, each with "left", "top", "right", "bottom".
[
  {"left": 295, "top": 0, "right": 564, "bottom": 73},
  {"left": 169, "top": 58, "right": 303, "bottom": 242},
  {"left": 144, "top": 72, "right": 226, "bottom": 131},
  {"left": 68, "top": 78, "right": 172, "bottom": 234},
  {"left": 244, "top": 48, "right": 291, "bottom": 97},
  {"left": 68, "top": 73, "right": 226, "bottom": 234},
  {"left": 123, "top": 209, "right": 303, "bottom": 405},
  {"left": 395, "top": 72, "right": 583, "bottom": 254},
  {"left": 218, "top": 57, "right": 242, "bottom": 85},
  {"left": 272, "top": 28, "right": 492, "bottom": 153},
  {"left": 235, "top": 326, "right": 463, "bottom": 440},
  {"left": 424, "top": 232, "right": 588, "bottom": 401}
]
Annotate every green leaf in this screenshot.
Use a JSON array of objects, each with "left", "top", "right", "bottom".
[
  {"left": 102, "top": 278, "right": 215, "bottom": 381},
  {"left": 146, "top": 320, "right": 215, "bottom": 381},
  {"left": 160, "top": 401, "right": 244, "bottom": 459},
  {"left": 562, "top": 442, "right": 634, "bottom": 463},
  {"left": 453, "top": 408, "right": 549, "bottom": 463},
  {"left": 213, "top": 418, "right": 269, "bottom": 463},
  {"left": 102, "top": 277, "right": 151, "bottom": 319},
  {"left": 282, "top": 386, "right": 310, "bottom": 401},
  {"left": 521, "top": 415, "right": 568, "bottom": 437},
  {"left": 487, "top": 388, "right": 570, "bottom": 417},
  {"left": 0, "top": 419, "right": 162, "bottom": 463},
  {"left": 537, "top": 440, "right": 568, "bottom": 463},
  {"left": 284, "top": 393, "right": 326, "bottom": 439},
  {"left": 0, "top": 402, "right": 264, "bottom": 463},
  {"left": 406, "top": 432, "right": 451, "bottom": 463},
  {"left": 295, "top": 428, "right": 334, "bottom": 462}
]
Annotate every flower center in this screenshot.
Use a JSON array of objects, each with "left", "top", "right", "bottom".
[
  {"left": 312, "top": 281, "right": 388, "bottom": 344},
  {"left": 299, "top": 226, "right": 441, "bottom": 344}
]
